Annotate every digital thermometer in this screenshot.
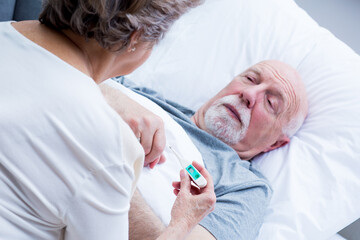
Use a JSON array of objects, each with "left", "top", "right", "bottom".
[{"left": 169, "top": 146, "right": 207, "bottom": 188}]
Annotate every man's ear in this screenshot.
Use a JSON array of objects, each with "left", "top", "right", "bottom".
[{"left": 263, "top": 135, "right": 290, "bottom": 152}]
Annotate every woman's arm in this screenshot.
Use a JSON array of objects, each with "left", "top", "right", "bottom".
[
  {"left": 100, "top": 83, "right": 166, "bottom": 168},
  {"left": 129, "top": 162, "right": 216, "bottom": 240}
]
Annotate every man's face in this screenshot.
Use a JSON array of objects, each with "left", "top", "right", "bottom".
[{"left": 193, "top": 60, "right": 304, "bottom": 160}]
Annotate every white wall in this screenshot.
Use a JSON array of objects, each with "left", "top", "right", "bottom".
[{"left": 295, "top": 0, "right": 360, "bottom": 54}]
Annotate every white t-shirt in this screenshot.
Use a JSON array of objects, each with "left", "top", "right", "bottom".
[{"left": 0, "top": 21, "right": 144, "bottom": 240}]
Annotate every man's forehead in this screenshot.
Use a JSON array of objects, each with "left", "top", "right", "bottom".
[
  {"left": 247, "top": 62, "right": 297, "bottom": 86},
  {"left": 246, "top": 62, "right": 288, "bottom": 76}
]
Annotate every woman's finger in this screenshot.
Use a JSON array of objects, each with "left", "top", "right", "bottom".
[
  {"left": 173, "top": 187, "right": 199, "bottom": 196},
  {"left": 144, "top": 127, "right": 165, "bottom": 167},
  {"left": 149, "top": 157, "right": 160, "bottom": 169},
  {"left": 158, "top": 154, "right": 166, "bottom": 164},
  {"left": 140, "top": 126, "right": 153, "bottom": 157},
  {"left": 192, "top": 161, "right": 214, "bottom": 191},
  {"left": 172, "top": 181, "right": 181, "bottom": 189},
  {"left": 173, "top": 178, "right": 205, "bottom": 194},
  {"left": 179, "top": 169, "right": 191, "bottom": 193},
  {"left": 189, "top": 185, "right": 201, "bottom": 195},
  {"left": 173, "top": 189, "right": 179, "bottom": 196}
]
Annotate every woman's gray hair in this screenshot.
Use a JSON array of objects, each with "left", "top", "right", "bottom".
[{"left": 39, "top": 0, "right": 202, "bottom": 51}]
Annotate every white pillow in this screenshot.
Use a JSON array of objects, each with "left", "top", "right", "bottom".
[{"left": 127, "top": 0, "right": 360, "bottom": 239}]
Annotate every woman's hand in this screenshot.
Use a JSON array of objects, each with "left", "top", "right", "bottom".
[
  {"left": 164, "top": 161, "right": 216, "bottom": 238},
  {"left": 119, "top": 97, "right": 166, "bottom": 168},
  {"left": 100, "top": 84, "right": 166, "bottom": 168}
]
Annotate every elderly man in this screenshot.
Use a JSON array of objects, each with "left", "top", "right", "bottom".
[
  {"left": 192, "top": 60, "right": 308, "bottom": 160},
  {"left": 102, "top": 60, "right": 308, "bottom": 239}
]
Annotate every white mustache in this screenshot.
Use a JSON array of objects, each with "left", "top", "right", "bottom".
[
  {"left": 205, "top": 95, "right": 251, "bottom": 145},
  {"left": 215, "top": 95, "right": 251, "bottom": 130}
]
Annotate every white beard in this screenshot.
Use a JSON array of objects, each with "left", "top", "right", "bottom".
[{"left": 204, "top": 95, "right": 251, "bottom": 145}]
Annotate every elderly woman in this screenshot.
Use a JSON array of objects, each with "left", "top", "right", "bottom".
[{"left": 0, "top": 0, "right": 215, "bottom": 239}]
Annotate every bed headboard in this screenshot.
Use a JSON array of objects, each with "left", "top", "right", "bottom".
[{"left": 0, "top": 0, "right": 41, "bottom": 22}]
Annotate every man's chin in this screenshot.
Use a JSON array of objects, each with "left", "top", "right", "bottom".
[
  {"left": 208, "top": 128, "right": 241, "bottom": 146},
  {"left": 204, "top": 112, "right": 244, "bottom": 145}
]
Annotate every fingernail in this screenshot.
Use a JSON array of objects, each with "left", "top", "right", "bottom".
[{"left": 180, "top": 169, "right": 186, "bottom": 178}]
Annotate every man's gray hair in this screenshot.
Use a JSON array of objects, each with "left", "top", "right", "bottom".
[
  {"left": 282, "top": 93, "right": 308, "bottom": 138},
  {"left": 39, "top": 0, "right": 202, "bottom": 51},
  {"left": 282, "top": 112, "right": 306, "bottom": 138}
]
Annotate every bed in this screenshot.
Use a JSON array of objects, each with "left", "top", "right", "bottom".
[
  {"left": 120, "top": 0, "right": 360, "bottom": 239},
  {"left": 1, "top": 0, "right": 359, "bottom": 239}
]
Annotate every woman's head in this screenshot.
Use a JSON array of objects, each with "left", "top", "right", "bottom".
[{"left": 39, "top": 0, "right": 201, "bottom": 51}]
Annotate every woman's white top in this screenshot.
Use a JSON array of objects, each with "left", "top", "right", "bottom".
[{"left": 0, "top": 21, "right": 144, "bottom": 240}]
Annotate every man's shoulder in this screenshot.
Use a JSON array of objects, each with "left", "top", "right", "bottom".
[
  {"left": 200, "top": 154, "right": 272, "bottom": 239},
  {"left": 117, "top": 77, "right": 196, "bottom": 117},
  {"left": 213, "top": 156, "right": 272, "bottom": 196}
]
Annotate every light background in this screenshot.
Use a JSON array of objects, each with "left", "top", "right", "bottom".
[
  {"left": 294, "top": 0, "right": 360, "bottom": 239},
  {"left": 295, "top": 0, "right": 360, "bottom": 55}
]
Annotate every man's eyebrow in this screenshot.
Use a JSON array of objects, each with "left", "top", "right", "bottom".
[{"left": 248, "top": 67, "right": 262, "bottom": 76}]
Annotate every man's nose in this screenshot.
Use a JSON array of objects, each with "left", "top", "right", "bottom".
[{"left": 240, "top": 88, "right": 258, "bottom": 109}]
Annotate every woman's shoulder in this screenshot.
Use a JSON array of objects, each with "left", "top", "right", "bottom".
[{"left": 11, "top": 21, "right": 88, "bottom": 74}]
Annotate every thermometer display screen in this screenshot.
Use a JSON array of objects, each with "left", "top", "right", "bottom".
[{"left": 186, "top": 165, "right": 200, "bottom": 180}]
